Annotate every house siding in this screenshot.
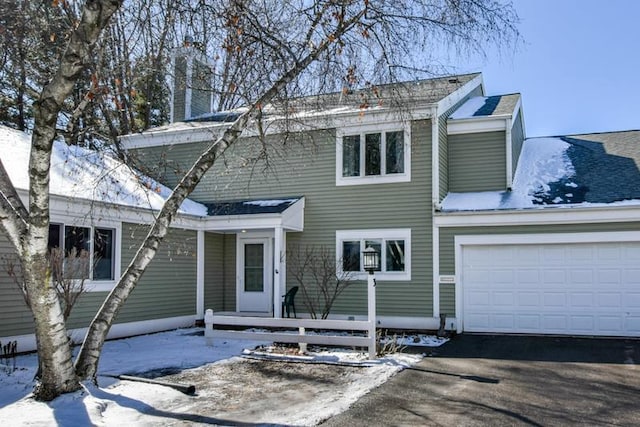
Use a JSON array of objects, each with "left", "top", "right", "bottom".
[
  {"left": 133, "top": 120, "right": 434, "bottom": 318},
  {"left": 204, "top": 232, "right": 224, "bottom": 311},
  {"left": 114, "top": 223, "right": 198, "bottom": 323},
  {"left": 448, "top": 131, "right": 507, "bottom": 192},
  {"left": 439, "top": 283, "right": 455, "bottom": 317},
  {"left": 0, "top": 232, "right": 34, "bottom": 337},
  {"left": 511, "top": 110, "right": 525, "bottom": 178},
  {"left": 0, "top": 224, "right": 198, "bottom": 342},
  {"left": 438, "top": 221, "right": 640, "bottom": 316},
  {"left": 438, "top": 85, "right": 483, "bottom": 201}
]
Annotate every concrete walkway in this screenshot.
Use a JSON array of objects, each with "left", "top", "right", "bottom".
[{"left": 321, "top": 334, "right": 640, "bottom": 426}]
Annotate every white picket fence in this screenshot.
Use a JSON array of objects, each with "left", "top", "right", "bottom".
[{"left": 206, "top": 314, "right": 377, "bottom": 359}]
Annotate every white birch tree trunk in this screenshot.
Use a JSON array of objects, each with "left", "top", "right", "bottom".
[{"left": 0, "top": 0, "right": 122, "bottom": 400}]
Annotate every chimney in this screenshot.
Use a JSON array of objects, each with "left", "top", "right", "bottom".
[{"left": 170, "top": 36, "right": 213, "bottom": 122}]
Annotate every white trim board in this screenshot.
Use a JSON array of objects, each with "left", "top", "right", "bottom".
[{"left": 434, "top": 205, "right": 640, "bottom": 227}]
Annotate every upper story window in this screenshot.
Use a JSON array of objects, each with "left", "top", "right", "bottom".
[{"left": 336, "top": 124, "right": 411, "bottom": 186}]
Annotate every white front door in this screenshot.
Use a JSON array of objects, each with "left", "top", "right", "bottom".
[{"left": 237, "top": 236, "right": 273, "bottom": 313}]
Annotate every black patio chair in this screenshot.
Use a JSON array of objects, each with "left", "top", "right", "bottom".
[{"left": 282, "top": 286, "right": 298, "bottom": 318}]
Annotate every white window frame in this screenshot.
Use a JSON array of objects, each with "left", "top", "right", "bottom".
[
  {"left": 49, "top": 220, "right": 122, "bottom": 292},
  {"left": 336, "top": 229, "right": 411, "bottom": 281},
  {"left": 336, "top": 122, "right": 411, "bottom": 186}
]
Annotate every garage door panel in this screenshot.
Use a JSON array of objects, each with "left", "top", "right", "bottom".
[
  {"left": 542, "top": 270, "right": 566, "bottom": 285},
  {"left": 492, "top": 270, "right": 515, "bottom": 285},
  {"left": 625, "top": 293, "right": 640, "bottom": 309},
  {"left": 493, "top": 291, "right": 514, "bottom": 306},
  {"left": 598, "top": 293, "right": 622, "bottom": 308},
  {"left": 518, "top": 292, "right": 539, "bottom": 306},
  {"left": 462, "top": 241, "right": 640, "bottom": 337},
  {"left": 623, "top": 269, "right": 640, "bottom": 284},
  {"left": 597, "top": 269, "right": 621, "bottom": 284},
  {"left": 570, "top": 292, "right": 594, "bottom": 308},
  {"left": 597, "top": 316, "right": 623, "bottom": 333}
]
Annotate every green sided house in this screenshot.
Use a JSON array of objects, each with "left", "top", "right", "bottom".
[{"left": 2, "top": 69, "right": 640, "bottom": 352}]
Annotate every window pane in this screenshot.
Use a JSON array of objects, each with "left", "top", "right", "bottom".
[
  {"left": 64, "top": 226, "right": 90, "bottom": 279},
  {"left": 342, "top": 135, "right": 360, "bottom": 177},
  {"left": 93, "top": 228, "right": 114, "bottom": 281},
  {"left": 364, "top": 240, "right": 382, "bottom": 271},
  {"left": 385, "top": 131, "right": 404, "bottom": 174},
  {"left": 386, "top": 240, "right": 405, "bottom": 272},
  {"left": 365, "top": 133, "right": 381, "bottom": 176},
  {"left": 48, "top": 224, "right": 61, "bottom": 250},
  {"left": 342, "top": 241, "right": 360, "bottom": 272},
  {"left": 244, "top": 243, "right": 264, "bottom": 292}
]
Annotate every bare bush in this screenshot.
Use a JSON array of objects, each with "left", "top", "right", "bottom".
[{"left": 287, "top": 244, "right": 354, "bottom": 319}]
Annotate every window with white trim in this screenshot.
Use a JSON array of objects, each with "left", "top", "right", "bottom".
[
  {"left": 48, "top": 223, "right": 116, "bottom": 281},
  {"left": 336, "top": 229, "right": 411, "bottom": 280},
  {"left": 337, "top": 124, "right": 410, "bottom": 186}
]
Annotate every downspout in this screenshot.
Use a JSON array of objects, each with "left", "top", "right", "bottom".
[{"left": 431, "top": 106, "right": 441, "bottom": 319}]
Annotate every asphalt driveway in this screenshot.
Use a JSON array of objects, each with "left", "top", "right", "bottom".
[{"left": 321, "top": 334, "right": 640, "bottom": 426}]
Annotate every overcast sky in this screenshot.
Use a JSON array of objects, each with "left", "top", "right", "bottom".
[{"left": 453, "top": 0, "right": 640, "bottom": 137}]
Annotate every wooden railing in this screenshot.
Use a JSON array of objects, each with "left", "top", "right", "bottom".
[{"left": 206, "top": 314, "right": 377, "bottom": 359}]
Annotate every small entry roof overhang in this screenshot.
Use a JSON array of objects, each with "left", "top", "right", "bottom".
[{"left": 201, "top": 196, "right": 305, "bottom": 232}]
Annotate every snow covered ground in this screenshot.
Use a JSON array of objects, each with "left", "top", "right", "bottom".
[{"left": 0, "top": 328, "right": 440, "bottom": 426}]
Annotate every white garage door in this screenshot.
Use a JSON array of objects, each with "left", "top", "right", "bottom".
[{"left": 462, "top": 242, "right": 640, "bottom": 336}]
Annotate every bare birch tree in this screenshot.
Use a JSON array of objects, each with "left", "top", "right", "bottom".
[{"left": 0, "top": 0, "right": 518, "bottom": 399}]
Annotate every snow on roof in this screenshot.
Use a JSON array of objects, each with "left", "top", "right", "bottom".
[
  {"left": 0, "top": 126, "right": 207, "bottom": 216},
  {"left": 441, "top": 135, "right": 640, "bottom": 211},
  {"left": 442, "top": 137, "right": 574, "bottom": 211},
  {"left": 449, "top": 94, "right": 520, "bottom": 120}
]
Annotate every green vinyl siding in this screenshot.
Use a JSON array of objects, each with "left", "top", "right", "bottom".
[
  {"left": 133, "top": 120, "right": 434, "bottom": 318},
  {"left": 204, "top": 232, "right": 236, "bottom": 312},
  {"left": 438, "top": 85, "right": 483, "bottom": 201},
  {"left": 511, "top": 111, "right": 525, "bottom": 178},
  {"left": 0, "top": 224, "right": 198, "bottom": 340},
  {"left": 0, "top": 231, "right": 34, "bottom": 337},
  {"left": 114, "top": 223, "right": 197, "bottom": 323},
  {"left": 448, "top": 131, "right": 506, "bottom": 192},
  {"left": 439, "top": 283, "right": 456, "bottom": 317},
  {"left": 204, "top": 232, "right": 224, "bottom": 311}
]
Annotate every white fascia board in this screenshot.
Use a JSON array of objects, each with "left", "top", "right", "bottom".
[
  {"left": 121, "top": 105, "right": 434, "bottom": 150},
  {"left": 39, "top": 190, "right": 203, "bottom": 230},
  {"left": 434, "top": 204, "right": 640, "bottom": 227},
  {"left": 437, "top": 74, "right": 484, "bottom": 113},
  {"left": 280, "top": 197, "right": 305, "bottom": 231},
  {"left": 203, "top": 200, "right": 306, "bottom": 232},
  {"left": 447, "top": 117, "right": 508, "bottom": 134},
  {"left": 121, "top": 124, "right": 227, "bottom": 149}
]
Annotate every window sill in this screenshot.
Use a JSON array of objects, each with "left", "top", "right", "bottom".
[
  {"left": 84, "top": 280, "right": 117, "bottom": 292},
  {"left": 347, "top": 271, "right": 411, "bottom": 281},
  {"left": 336, "top": 173, "right": 411, "bottom": 187}
]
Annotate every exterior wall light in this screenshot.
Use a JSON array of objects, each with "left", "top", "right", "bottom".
[{"left": 363, "top": 246, "right": 380, "bottom": 274}]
